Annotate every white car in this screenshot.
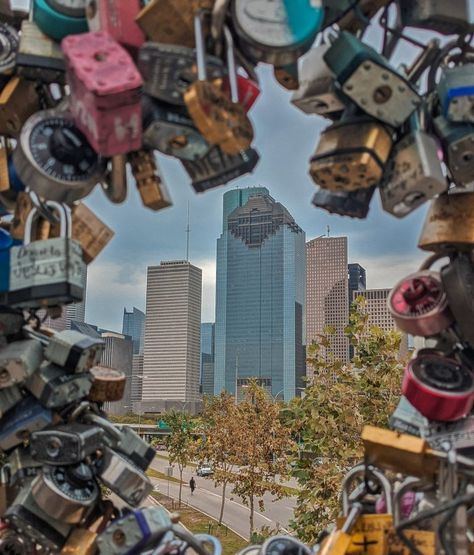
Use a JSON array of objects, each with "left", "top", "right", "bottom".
[{"left": 196, "top": 464, "right": 213, "bottom": 477}]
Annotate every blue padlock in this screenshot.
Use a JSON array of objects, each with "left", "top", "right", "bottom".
[
  {"left": 33, "top": 0, "right": 88, "bottom": 42},
  {"left": 0, "top": 227, "right": 13, "bottom": 292},
  {"left": 438, "top": 64, "right": 474, "bottom": 124}
]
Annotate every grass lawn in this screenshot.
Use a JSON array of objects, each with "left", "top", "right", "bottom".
[
  {"left": 147, "top": 468, "right": 183, "bottom": 484},
  {"left": 152, "top": 491, "right": 248, "bottom": 555}
]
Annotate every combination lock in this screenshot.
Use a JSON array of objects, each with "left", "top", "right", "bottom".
[
  {"left": 0, "top": 23, "right": 18, "bottom": 75},
  {"left": 13, "top": 108, "right": 105, "bottom": 205},
  {"left": 388, "top": 271, "right": 454, "bottom": 337}
]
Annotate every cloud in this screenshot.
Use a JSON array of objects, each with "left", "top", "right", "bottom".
[{"left": 355, "top": 252, "right": 427, "bottom": 290}]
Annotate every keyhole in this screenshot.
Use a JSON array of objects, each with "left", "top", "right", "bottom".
[{"left": 373, "top": 85, "right": 392, "bottom": 104}]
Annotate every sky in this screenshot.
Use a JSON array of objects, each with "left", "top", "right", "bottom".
[{"left": 82, "top": 19, "right": 434, "bottom": 333}]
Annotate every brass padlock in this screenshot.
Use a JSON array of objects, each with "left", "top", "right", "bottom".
[
  {"left": 418, "top": 193, "right": 474, "bottom": 252},
  {"left": 0, "top": 143, "right": 9, "bottom": 193},
  {"left": 362, "top": 426, "right": 440, "bottom": 479},
  {"left": 71, "top": 203, "right": 115, "bottom": 265},
  {"left": 88, "top": 366, "right": 126, "bottom": 402},
  {"left": 309, "top": 117, "right": 393, "bottom": 191},
  {"left": 60, "top": 528, "right": 97, "bottom": 555},
  {"left": 135, "top": 0, "right": 213, "bottom": 47},
  {"left": 0, "top": 77, "right": 40, "bottom": 138},
  {"left": 129, "top": 150, "right": 172, "bottom": 211}
]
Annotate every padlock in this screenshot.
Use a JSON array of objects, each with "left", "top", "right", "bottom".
[
  {"left": 0, "top": 228, "right": 12, "bottom": 294},
  {"left": 7, "top": 446, "right": 43, "bottom": 486},
  {"left": 362, "top": 425, "right": 440, "bottom": 479},
  {"left": 388, "top": 271, "right": 454, "bottom": 337},
  {"left": 88, "top": 365, "right": 127, "bottom": 402},
  {"left": 138, "top": 42, "right": 226, "bottom": 106},
  {"left": 85, "top": 0, "right": 144, "bottom": 55},
  {"left": 433, "top": 115, "right": 474, "bottom": 188},
  {"left": 418, "top": 193, "right": 474, "bottom": 252},
  {"left": 0, "top": 466, "right": 11, "bottom": 516},
  {"left": 72, "top": 202, "right": 115, "bottom": 264},
  {"left": 389, "top": 396, "right": 428, "bottom": 437},
  {"left": 0, "top": 524, "right": 34, "bottom": 555},
  {"left": 0, "top": 396, "right": 53, "bottom": 451},
  {"left": 95, "top": 446, "right": 153, "bottom": 507},
  {"left": 16, "top": 21, "right": 66, "bottom": 84},
  {"left": 438, "top": 64, "right": 474, "bottom": 124},
  {"left": 184, "top": 16, "right": 254, "bottom": 156},
  {"left": 309, "top": 116, "right": 393, "bottom": 191},
  {"left": 0, "top": 385, "right": 23, "bottom": 419},
  {"left": 62, "top": 31, "right": 143, "bottom": 157},
  {"left": 135, "top": 0, "right": 214, "bottom": 48},
  {"left": 231, "top": 0, "right": 323, "bottom": 66},
  {"left": 33, "top": 0, "right": 88, "bottom": 42},
  {"left": 10, "top": 192, "right": 33, "bottom": 242},
  {"left": 380, "top": 112, "right": 447, "bottom": 218},
  {"left": 30, "top": 424, "right": 104, "bottom": 465},
  {"left": 0, "top": 23, "right": 18, "bottom": 75},
  {"left": 128, "top": 149, "right": 173, "bottom": 211},
  {"left": 13, "top": 108, "right": 105, "bottom": 204},
  {"left": 402, "top": 350, "right": 474, "bottom": 422},
  {"left": 222, "top": 73, "right": 261, "bottom": 113},
  {"left": 26, "top": 363, "right": 93, "bottom": 408},
  {"left": 423, "top": 413, "right": 474, "bottom": 455},
  {"left": 31, "top": 463, "right": 99, "bottom": 524},
  {"left": 99, "top": 155, "right": 128, "bottom": 205},
  {"left": 291, "top": 44, "right": 346, "bottom": 118},
  {"left": 0, "top": 306, "right": 24, "bottom": 338},
  {"left": 0, "top": 339, "right": 43, "bottom": 388},
  {"left": 398, "top": 0, "right": 474, "bottom": 35},
  {"left": 312, "top": 186, "right": 375, "bottom": 219},
  {"left": 318, "top": 503, "right": 363, "bottom": 555},
  {"left": 97, "top": 506, "right": 172, "bottom": 555},
  {"left": 441, "top": 252, "right": 474, "bottom": 346},
  {"left": 0, "top": 77, "right": 41, "bottom": 138},
  {"left": 335, "top": 0, "right": 392, "bottom": 33},
  {"left": 273, "top": 62, "right": 299, "bottom": 91},
  {"left": 324, "top": 32, "right": 421, "bottom": 127},
  {"left": 8, "top": 202, "right": 86, "bottom": 309},
  {"left": 61, "top": 528, "right": 98, "bottom": 555},
  {"left": 181, "top": 144, "right": 259, "bottom": 193},
  {"left": 5, "top": 483, "right": 73, "bottom": 551}
]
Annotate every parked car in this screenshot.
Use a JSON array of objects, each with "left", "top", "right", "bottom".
[{"left": 196, "top": 464, "right": 213, "bottom": 477}]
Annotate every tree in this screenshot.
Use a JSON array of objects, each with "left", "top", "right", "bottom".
[
  {"left": 282, "top": 297, "right": 405, "bottom": 543},
  {"left": 163, "top": 409, "right": 196, "bottom": 506},
  {"left": 231, "top": 380, "right": 293, "bottom": 536},
  {"left": 199, "top": 392, "right": 240, "bottom": 525}
]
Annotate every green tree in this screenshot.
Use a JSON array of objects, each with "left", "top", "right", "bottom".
[
  {"left": 163, "top": 409, "right": 196, "bottom": 506},
  {"left": 231, "top": 381, "right": 293, "bottom": 536},
  {"left": 199, "top": 392, "right": 240, "bottom": 525},
  {"left": 282, "top": 297, "right": 405, "bottom": 543}
]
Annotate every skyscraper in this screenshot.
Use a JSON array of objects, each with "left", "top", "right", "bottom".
[
  {"left": 306, "top": 236, "right": 349, "bottom": 365},
  {"left": 201, "top": 323, "right": 215, "bottom": 396},
  {"left": 122, "top": 307, "right": 145, "bottom": 354},
  {"left": 352, "top": 288, "right": 409, "bottom": 357},
  {"left": 142, "top": 261, "right": 202, "bottom": 408},
  {"left": 348, "top": 263, "right": 366, "bottom": 306},
  {"left": 100, "top": 331, "right": 133, "bottom": 416},
  {"left": 214, "top": 188, "right": 306, "bottom": 402}
]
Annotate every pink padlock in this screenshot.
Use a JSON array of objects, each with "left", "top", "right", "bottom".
[
  {"left": 222, "top": 74, "right": 261, "bottom": 113},
  {"left": 62, "top": 31, "right": 143, "bottom": 157},
  {"left": 85, "top": 0, "right": 145, "bottom": 57}
]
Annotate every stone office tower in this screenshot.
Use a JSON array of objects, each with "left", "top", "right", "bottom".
[{"left": 214, "top": 188, "right": 306, "bottom": 402}]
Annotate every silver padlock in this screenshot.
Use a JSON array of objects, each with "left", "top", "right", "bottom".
[
  {"left": 26, "top": 362, "right": 93, "bottom": 409},
  {"left": 389, "top": 396, "right": 428, "bottom": 437},
  {"left": 0, "top": 307, "right": 24, "bottom": 338},
  {"left": 30, "top": 424, "right": 105, "bottom": 465},
  {"left": 7, "top": 446, "right": 43, "bottom": 487},
  {"left": 380, "top": 112, "right": 447, "bottom": 218},
  {"left": 0, "top": 22, "right": 18, "bottom": 76},
  {"left": 399, "top": 0, "right": 474, "bottom": 35},
  {"left": 0, "top": 339, "right": 43, "bottom": 389},
  {"left": 0, "top": 525, "right": 34, "bottom": 555},
  {"left": 26, "top": 327, "right": 104, "bottom": 373},
  {"left": 291, "top": 44, "right": 346, "bottom": 117},
  {"left": 142, "top": 95, "right": 211, "bottom": 161},
  {"left": 438, "top": 64, "right": 474, "bottom": 124},
  {"left": 13, "top": 107, "right": 105, "bottom": 204},
  {"left": 138, "top": 42, "right": 226, "bottom": 106},
  {"left": 423, "top": 414, "right": 474, "bottom": 455},
  {"left": 312, "top": 186, "right": 375, "bottom": 219},
  {"left": 95, "top": 446, "right": 153, "bottom": 507},
  {"left": 8, "top": 202, "right": 85, "bottom": 309},
  {"left": 4, "top": 483, "right": 73, "bottom": 551},
  {"left": 31, "top": 463, "right": 99, "bottom": 524},
  {"left": 342, "top": 463, "right": 393, "bottom": 516},
  {"left": 0, "top": 384, "right": 23, "bottom": 418}
]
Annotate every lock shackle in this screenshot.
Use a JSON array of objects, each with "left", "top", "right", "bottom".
[
  {"left": 211, "top": 0, "right": 231, "bottom": 42},
  {"left": 83, "top": 413, "right": 122, "bottom": 442},
  {"left": 342, "top": 463, "right": 393, "bottom": 515},
  {"left": 393, "top": 477, "right": 429, "bottom": 526},
  {"left": 23, "top": 201, "right": 71, "bottom": 245},
  {"left": 223, "top": 26, "right": 238, "bottom": 103},
  {"left": 0, "top": 464, "right": 11, "bottom": 484},
  {"left": 23, "top": 325, "right": 54, "bottom": 346},
  {"left": 194, "top": 11, "right": 207, "bottom": 82},
  {"left": 194, "top": 534, "right": 223, "bottom": 555},
  {"left": 419, "top": 253, "right": 449, "bottom": 271}
]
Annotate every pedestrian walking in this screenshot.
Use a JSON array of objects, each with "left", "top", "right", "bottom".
[{"left": 189, "top": 476, "right": 196, "bottom": 495}]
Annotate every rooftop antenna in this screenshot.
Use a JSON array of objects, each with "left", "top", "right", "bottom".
[
  {"left": 185, "top": 202, "right": 190, "bottom": 262},
  {"left": 327, "top": 225, "right": 330, "bottom": 237}
]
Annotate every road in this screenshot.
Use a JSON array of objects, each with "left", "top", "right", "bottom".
[{"left": 149, "top": 456, "right": 296, "bottom": 540}]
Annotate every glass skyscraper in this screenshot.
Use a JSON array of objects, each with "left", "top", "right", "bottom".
[
  {"left": 122, "top": 307, "right": 145, "bottom": 354},
  {"left": 214, "top": 188, "right": 306, "bottom": 402},
  {"left": 200, "top": 323, "right": 215, "bottom": 396}
]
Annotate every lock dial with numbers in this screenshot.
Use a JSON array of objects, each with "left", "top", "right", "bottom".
[
  {"left": 45, "top": 0, "right": 86, "bottom": 17},
  {"left": 0, "top": 23, "right": 18, "bottom": 75},
  {"left": 13, "top": 109, "right": 105, "bottom": 204},
  {"left": 388, "top": 271, "right": 454, "bottom": 337}
]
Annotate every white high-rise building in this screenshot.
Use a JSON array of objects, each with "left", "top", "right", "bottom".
[{"left": 142, "top": 261, "right": 202, "bottom": 407}]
